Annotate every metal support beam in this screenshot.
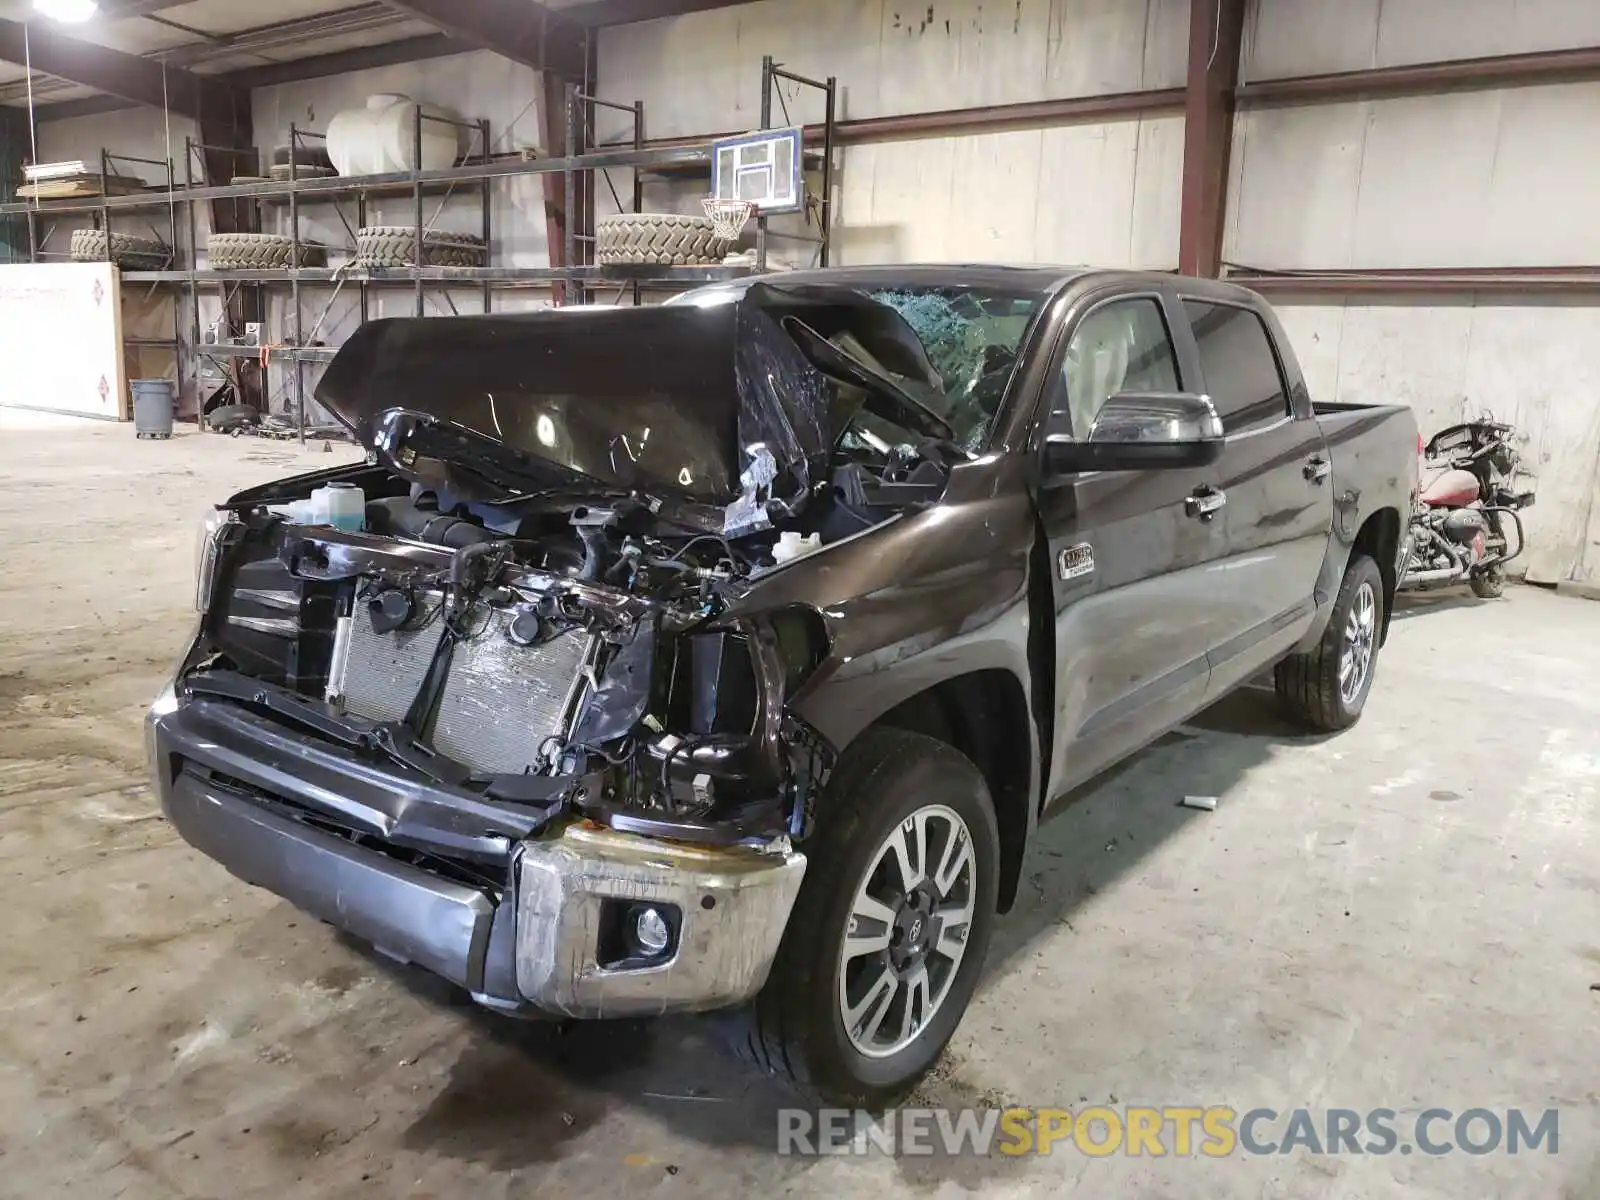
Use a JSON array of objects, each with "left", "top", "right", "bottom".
[
  {"left": 1227, "top": 265, "right": 1600, "bottom": 298},
  {"left": 379, "top": 0, "right": 586, "bottom": 78},
  {"left": 1178, "top": 0, "right": 1245, "bottom": 278},
  {"left": 540, "top": 72, "right": 569, "bottom": 304},
  {"left": 0, "top": 18, "right": 244, "bottom": 124},
  {"left": 196, "top": 98, "right": 265, "bottom": 411},
  {"left": 1237, "top": 44, "right": 1600, "bottom": 107},
  {"left": 833, "top": 87, "right": 1184, "bottom": 144},
  {"left": 0, "top": 104, "right": 25, "bottom": 264}
]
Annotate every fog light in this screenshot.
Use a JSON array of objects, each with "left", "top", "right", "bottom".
[{"left": 633, "top": 906, "right": 670, "bottom": 956}]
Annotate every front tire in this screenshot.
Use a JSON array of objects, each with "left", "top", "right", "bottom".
[
  {"left": 1276, "top": 552, "right": 1385, "bottom": 732},
  {"left": 727, "top": 728, "right": 999, "bottom": 1106},
  {"left": 1469, "top": 566, "right": 1505, "bottom": 599}
]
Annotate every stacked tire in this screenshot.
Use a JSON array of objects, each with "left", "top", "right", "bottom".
[
  {"left": 596, "top": 213, "right": 732, "bottom": 266},
  {"left": 268, "top": 163, "right": 337, "bottom": 181},
  {"left": 206, "top": 233, "right": 327, "bottom": 269},
  {"left": 354, "top": 226, "right": 487, "bottom": 268},
  {"left": 70, "top": 229, "right": 169, "bottom": 269}
]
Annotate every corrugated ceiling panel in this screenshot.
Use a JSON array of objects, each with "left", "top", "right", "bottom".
[
  {"left": 154, "top": 0, "right": 365, "bottom": 37},
  {"left": 39, "top": 17, "right": 192, "bottom": 55},
  {"left": 240, "top": 18, "right": 441, "bottom": 63},
  {"left": 1, "top": 81, "right": 97, "bottom": 105},
  {"left": 187, "top": 18, "right": 439, "bottom": 72}
]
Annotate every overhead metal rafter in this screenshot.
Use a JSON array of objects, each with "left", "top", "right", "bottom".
[
  {"left": 560, "top": 0, "right": 754, "bottom": 26},
  {"left": 97, "top": 0, "right": 194, "bottom": 17},
  {"left": 0, "top": 18, "right": 246, "bottom": 124},
  {"left": 0, "top": 4, "right": 415, "bottom": 105},
  {"left": 378, "top": 0, "right": 586, "bottom": 78}
]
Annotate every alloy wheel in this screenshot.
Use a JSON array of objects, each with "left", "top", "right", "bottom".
[
  {"left": 1340, "top": 580, "right": 1377, "bottom": 705},
  {"left": 837, "top": 803, "right": 977, "bottom": 1059}
]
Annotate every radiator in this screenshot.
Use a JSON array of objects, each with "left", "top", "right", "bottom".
[
  {"left": 330, "top": 593, "right": 447, "bottom": 725},
  {"left": 330, "top": 594, "right": 590, "bottom": 777},
  {"left": 432, "top": 615, "right": 590, "bottom": 776}
]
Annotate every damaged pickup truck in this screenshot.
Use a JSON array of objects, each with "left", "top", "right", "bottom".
[{"left": 149, "top": 267, "right": 1418, "bottom": 1103}]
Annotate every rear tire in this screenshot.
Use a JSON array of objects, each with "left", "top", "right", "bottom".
[
  {"left": 1469, "top": 566, "right": 1505, "bottom": 599},
  {"left": 1276, "top": 553, "right": 1385, "bottom": 732},
  {"left": 721, "top": 727, "right": 999, "bottom": 1106}
]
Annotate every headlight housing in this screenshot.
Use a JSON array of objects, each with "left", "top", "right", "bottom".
[{"left": 195, "top": 508, "right": 238, "bottom": 612}]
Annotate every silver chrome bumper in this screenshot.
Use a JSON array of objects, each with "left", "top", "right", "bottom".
[
  {"left": 517, "top": 822, "right": 806, "bottom": 1018},
  {"left": 150, "top": 688, "right": 805, "bottom": 1018}
]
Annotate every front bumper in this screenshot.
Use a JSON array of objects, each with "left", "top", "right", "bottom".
[{"left": 147, "top": 687, "right": 805, "bottom": 1018}]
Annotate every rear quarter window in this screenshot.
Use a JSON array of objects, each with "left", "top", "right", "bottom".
[{"left": 1182, "top": 301, "right": 1290, "bottom": 434}]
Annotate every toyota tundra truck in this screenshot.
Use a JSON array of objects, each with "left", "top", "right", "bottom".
[{"left": 148, "top": 266, "right": 1419, "bottom": 1103}]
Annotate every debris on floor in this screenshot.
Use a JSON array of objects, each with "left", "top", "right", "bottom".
[{"left": 1181, "top": 794, "right": 1219, "bottom": 811}]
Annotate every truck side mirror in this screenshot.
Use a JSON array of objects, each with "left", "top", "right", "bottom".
[{"left": 1044, "top": 391, "right": 1225, "bottom": 475}]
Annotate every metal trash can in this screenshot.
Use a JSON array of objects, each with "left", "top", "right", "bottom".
[{"left": 131, "top": 378, "right": 175, "bottom": 439}]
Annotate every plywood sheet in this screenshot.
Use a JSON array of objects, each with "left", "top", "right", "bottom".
[{"left": 0, "top": 263, "right": 127, "bottom": 422}]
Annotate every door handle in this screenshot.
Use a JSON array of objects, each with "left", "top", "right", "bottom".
[
  {"left": 1185, "top": 485, "right": 1226, "bottom": 521},
  {"left": 1304, "top": 455, "right": 1331, "bottom": 484}
]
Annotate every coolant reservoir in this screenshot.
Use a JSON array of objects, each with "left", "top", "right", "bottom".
[
  {"left": 266, "top": 498, "right": 315, "bottom": 523},
  {"left": 772, "top": 531, "right": 821, "bottom": 564},
  {"left": 310, "top": 482, "right": 365, "bottom": 531}
]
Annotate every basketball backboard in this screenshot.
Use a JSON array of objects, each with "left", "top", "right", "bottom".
[{"left": 711, "top": 126, "right": 803, "bottom": 215}]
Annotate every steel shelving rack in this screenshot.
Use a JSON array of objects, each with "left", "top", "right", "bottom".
[{"left": 0, "top": 78, "right": 840, "bottom": 439}]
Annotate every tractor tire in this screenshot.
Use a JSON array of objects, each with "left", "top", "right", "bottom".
[
  {"left": 596, "top": 212, "right": 732, "bottom": 266},
  {"left": 268, "top": 163, "right": 337, "bottom": 182},
  {"left": 354, "top": 226, "right": 487, "bottom": 268},
  {"left": 206, "top": 232, "right": 327, "bottom": 270},
  {"left": 70, "top": 228, "right": 170, "bottom": 269}
]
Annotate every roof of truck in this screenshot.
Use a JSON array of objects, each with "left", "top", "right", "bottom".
[
  {"left": 669, "top": 265, "right": 1272, "bottom": 311},
  {"left": 670, "top": 263, "right": 1086, "bottom": 305}
]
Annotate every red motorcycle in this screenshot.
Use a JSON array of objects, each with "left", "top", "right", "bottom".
[{"left": 1399, "top": 418, "right": 1534, "bottom": 599}]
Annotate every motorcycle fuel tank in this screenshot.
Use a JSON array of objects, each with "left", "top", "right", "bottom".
[{"left": 1420, "top": 467, "right": 1480, "bottom": 507}]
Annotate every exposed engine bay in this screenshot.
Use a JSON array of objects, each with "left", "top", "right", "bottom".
[
  {"left": 183, "top": 281, "right": 1029, "bottom": 853},
  {"left": 194, "top": 487, "right": 832, "bottom": 846}
]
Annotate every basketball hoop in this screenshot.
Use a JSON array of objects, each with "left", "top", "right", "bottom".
[{"left": 702, "top": 196, "right": 754, "bottom": 242}]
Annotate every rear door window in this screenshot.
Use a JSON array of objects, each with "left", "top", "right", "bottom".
[{"left": 1181, "top": 301, "right": 1290, "bottom": 434}]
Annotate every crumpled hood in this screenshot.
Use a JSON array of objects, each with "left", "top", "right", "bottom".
[{"left": 313, "top": 283, "right": 942, "bottom": 533}]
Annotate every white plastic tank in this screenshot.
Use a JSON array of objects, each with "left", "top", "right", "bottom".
[
  {"left": 270, "top": 483, "right": 364, "bottom": 530},
  {"left": 313, "top": 482, "right": 366, "bottom": 531},
  {"left": 326, "top": 94, "right": 463, "bottom": 176},
  {"left": 772, "top": 531, "right": 821, "bottom": 564}
]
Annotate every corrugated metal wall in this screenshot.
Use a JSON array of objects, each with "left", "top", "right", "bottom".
[
  {"left": 1235, "top": 0, "right": 1600, "bottom": 583},
  {"left": 598, "top": 0, "right": 1189, "bottom": 268}
]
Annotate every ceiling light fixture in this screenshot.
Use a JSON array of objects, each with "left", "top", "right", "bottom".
[{"left": 34, "top": 0, "right": 99, "bottom": 23}]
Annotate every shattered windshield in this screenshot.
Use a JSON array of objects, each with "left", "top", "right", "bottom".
[
  {"left": 673, "top": 279, "right": 1043, "bottom": 454},
  {"left": 858, "top": 287, "right": 1040, "bottom": 452}
]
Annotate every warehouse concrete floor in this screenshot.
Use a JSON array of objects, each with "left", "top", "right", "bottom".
[{"left": 0, "top": 424, "right": 1595, "bottom": 1199}]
